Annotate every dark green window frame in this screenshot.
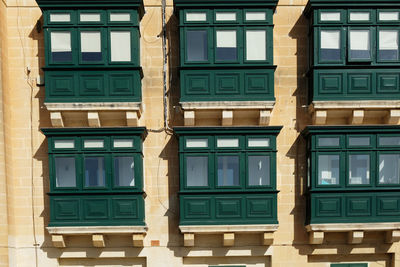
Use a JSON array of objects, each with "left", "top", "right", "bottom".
[
  {"left": 180, "top": 8, "right": 273, "bottom": 66},
  {"left": 42, "top": 127, "right": 147, "bottom": 227},
  {"left": 313, "top": 9, "right": 400, "bottom": 66},
  {"left": 44, "top": 9, "right": 139, "bottom": 67}
]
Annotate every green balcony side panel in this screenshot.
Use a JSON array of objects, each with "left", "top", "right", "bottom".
[
  {"left": 180, "top": 193, "right": 277, "bottom": 225},
  {"left": 45, "top": 69, "right": 142, "bottom": 103},
  {"left": 49, "top": 194, "right": 145, "bottom": 227},
  {"left": 312, "top": 69, "right": 400, "bottom": 101},
  {"left": 309, "top": 191, "right": 400, "bottom": 224},
  {"left": 180, "top": 68, "right": 274, "bottom": 102}
]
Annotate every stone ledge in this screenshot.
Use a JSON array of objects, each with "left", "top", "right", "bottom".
[
  {"left": 306, "top": 223, "right": 400, "bottom": 232},
  {"left": 179, "top": 224, "right": 278, "bottom": 234},
  {"left": 45, "top": 102, "right": 143, "bottom": 113},
  {"left": 180, "top": 101, "right": 275, "bottom": 110},
  {"left": 311, "top": 100, "right": 400, "bottom": 110},
  {"left": 47, "top": 226, "right": 148, "bottom": 235}
]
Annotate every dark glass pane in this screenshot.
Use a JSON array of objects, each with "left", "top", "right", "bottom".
[
  {"left": 216, "top": 48, "right": 237, "bottom": 61},
  {"left": 52, "top": 52, "right": 72, "bottom": 62},
  {"left": 217, "top": 156, "right": 239, "bottom": 186},
  {"left": 82, "top": 52, "right": 102, "bottom": 61},
  {"left": 114, "top": 156, "right": 135, "bottom": 187},
  {"left": 84, "top": 157, "right": 105, "bottom": 187},
  {"left": 186, "top": 30, "right": 208, "bottom": 61},
  {"left": 380, "top": 50, "right": 399, "bottom": 60},
  {"left": 320, "top": 49, "right": 340, "bottom": 61},
  {"left": 350, "top": 50, "right": 370, "bottom": 59}
]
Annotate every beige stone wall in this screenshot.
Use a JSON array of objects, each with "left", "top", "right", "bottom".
[{"left": 0, "top": 0, "right": 398, "bottom": 266}]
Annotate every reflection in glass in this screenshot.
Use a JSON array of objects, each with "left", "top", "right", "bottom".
[
  {"left": 349, "top": 30, "right": 371, "bottom": 60},
  {"left": 81, "top": 31, "right": 102, "bottom": 61},
  {"left": 85, "top": 157, "right": 105, "bottom": 187},
  {"left": 114, "top": 157, "right": 135, "bottom": 186},
  {"left": 379, "top": 30, "right": 399, "bottom": 60},
  {"left": 349, "top": 154, "right": 370, "bottom": 185},
  {"left": 186, "top": 156, "right": 208, "bottom": 186},
  {"left": 349, "top": 137, "right": 370, "bottom": 146},
  {"left": 218, "top": 156, "right": 239, "bottom": 186},
  {"left": 320, "top": 30, "right": 341, "bottom": 61},
  {"left": 186, "top": 30, "right": 208, "bottom": 61},
  {"left": 379, "top": 136, "right": 400, "bottom": 146},
  {"left": 55, "top": 157, "right": 76, "bottom": 187},
  {"left": 318, "top": 155, "right": 339, "bottom": 185},
  {"left": 379, "top": 154, "right": 400, "bottom": 184},
  {"left": 51, "top": 31, "right": 72, "bottom": 62},
  {"left": 248, "top": 155, "right": 270, "bottom": 186},
  {"left": 216, "top": 30, "right": 237, "bottom": 61},
  {"left": 318, "top": 137, "right": 339, "bottom": 147}
]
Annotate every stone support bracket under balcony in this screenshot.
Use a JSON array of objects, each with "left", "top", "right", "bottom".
[
  {"left": 181, "top": 101, "right": 274, "bottom": 126},
  {"left": 45, "top": 102, "right": 142, "bottom": 127},
  {"left": 309, "top": 100, "right": 400, "bottom": 125},
  {"left": 306, "top": 223, "right": 400, "bottom": 245},
  {"left": 179, "top": 224, "right": 278, "bottom": 247},
  {"left": 47, "top": 226, "right": 147, "bottom": 248}
]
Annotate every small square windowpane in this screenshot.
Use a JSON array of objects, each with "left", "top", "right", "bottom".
[
  {"left": 318, "top": 155, "right": 340, "bottom": 185},
  {"left": 379, "top": 154, "right": 400, "bottom": 184},
  {"left": 186, "top": 156, "right": 208, "bottom": 187},
  {"left": 248, "top": 155, "right": 270, "bottom": 186},
  {"left": 379, "top": 136, "right": 400, "bottom": 146},
  {"left": 218, "top": 156, "right": 239, "bottom": 186}
]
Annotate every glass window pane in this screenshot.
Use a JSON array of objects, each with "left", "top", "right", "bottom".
[
  {"left": 113, "top": 139, "right": 134, "bottom": 148},
  {"left": 245, "top": 12, "right": 266, "bottom": 21},
  {"left": 218, "top": 156, "right": 239, "bottom": 186},
  {"left": 84, "top": 139, "right": 104, "bottom": 148},
  {"left": 216, "top": 30, "right": 237, "bottom": 61},
  {"left": 318, "top": 137, "right": 340, "bottom": 147},
  {"left": 216, "top": 12, "right": 236, "bottom": 21},
  {"left": 379, "top": 11, "right": 399, "bottom": 21},
  {"left": 186, "top": 30, "right": 208, "bottom": 61},
  {"left": 80, "top": 13, "right": 101, "bottom": 22},
  {"left": 110, "top": 13, "right": 131, "bottom": 22},
  {"left": 349, "top": 154, "right": 370, "bottom": 185},
  {"left": 81, "top": 31, "right": 102, "bottom": 62},
  {"left": 379, "top": 30, "right": 399, "bottom": 60},
  {"left": 379, "top": 136, "right": 400, "bottom": 146},
  {"left": 320, "top": 30, "right": 341, "bottom": 61},
  {"left": 320, "top": 12, "right": 341, "bottom": 21},
  {"left": 349, "top": 137, "right": 370, "bottom": 146},
  {"left": 217, "top": 138, "right": 239, "bottom": 148},
  {"left": 186, "top": 139, "right": 208, "bottom": 148},
  {"left": 186, "top": 156, "right": 208, "bottom": 186},
  {"left": 51, "top": 31, "right": 72, "bottom": 62},
  {"left": 318, "top": 155, "right": 339, "bottom": 185},
  {"left": 186, "top": 12, "right": 207, "bottom": 22},
  {"left": 110, "top": 31, "right": 131, "bottom": 62},
  {"left": 248, "top": 138, "right": 270, "bottom": 147},
  {"left": 114, "top": 156, "right": 135, "bottom": 186},
  {"left": 350, "top": 12, "right": 370, "bottom": 21},
  {"left": 55, "top": 157, "right": 76, "bottom": 187},
  {"left": 379, "top": 154, "right": 400, "bottom": 184},
  {"left": 85, "top": 157, "right": 105, "bottom": 187},
  {"left": 54, "top": 139, "right": 75, "bottom": 149},
  {"left": 50, "top": 13, "right": 71, "bottom": 22},
  {"left": 246, "top": 30, "right": 266, "bottom": 61},
  {"left": 248, "top": 155, "right": 270, "bottom": 186},
  {"left": 350, "top": 30, "right": 370, "bottom": 60}
]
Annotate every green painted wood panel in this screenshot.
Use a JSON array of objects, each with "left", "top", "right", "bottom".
[
  {"left": 45, "top": 69, "right": 141, "bottom": 102},
  {"left": 50, "top": 194, "right": 145, "bottom": 226},
  {"left": 180, "top": 68, "right": 274, "bottom": 102},
  {"left": 180, "top": 193, "right": 277, "bottom": 225}
]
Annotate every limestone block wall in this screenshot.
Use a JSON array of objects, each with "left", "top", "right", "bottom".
[{"left": 0, "top": 0, "right": 398, "bottom": 266}]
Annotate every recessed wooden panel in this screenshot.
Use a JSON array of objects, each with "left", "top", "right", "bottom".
[
  {"left": 83, "top": 199, "right": 109, "bottom": 220},
  {"left": 245, "top": 73, "right": 270, "bottom": 94},
  {"left": 346, "top": 196, "right": 372, "bottom": 216},
  {"left": 215, "top": 198, "right": 241, "bottom": 218},
  {"left": 184, "top": 73, "right": 211, "bottom": 95},
  {"left": 246, "top": 197, "right": 273, "bottom": 218},
  {"left": 53, "top": 199, "right": 80, "bottom": 220},
  {"left": 315, "top": 197, "right": 342, "bottom": 217},
  {"left": 49, "top": 74, "right": 75, "bottom": 96},
  {"left": 377, "top": 73, "right": 400, "bottom": 93},
  {"left": 347, "top": 73, "right": 372, "bottom": 94},
  {"left": 215, "top": 73, "right": 240, "bottom": 95},
  {"left": 319, "top": 74, "right": 343, "bottom": 94},
  {"left": 112, "top": 198, "right": 138, "bottom": 219},
  {"left": 377, "top": 196, "right": 400, "bottom": 216},
  {"left": 79, "top": 74, "right": 105, "bottom": 96},
  {"left": 109, "top": 74, "right": 134, "bottom": 96},
  {"left": 184, "top": 198, "right": 211, "bottom": 219}
]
